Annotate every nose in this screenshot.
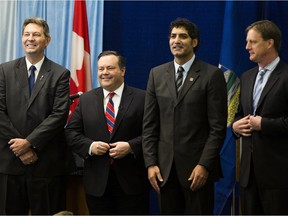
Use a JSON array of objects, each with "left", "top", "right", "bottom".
[
  {"left": 102, "top": 68, "right": 109, "bottom": 74},
  {"left": 245, "top": 42, "right": 250, "bottom": 50},
  {"left": 171, "top": 38, "right": 181, "bottom": 47},
  {"left": 27, "top": 34, "right": 35, "bottom": 41},
  {"left": 174, "top": 35, "right": 181, "bottom": 42}
]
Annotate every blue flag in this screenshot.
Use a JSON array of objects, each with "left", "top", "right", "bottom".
[{"left": 214, "top": 1, "right": 261, "bottom": 215}]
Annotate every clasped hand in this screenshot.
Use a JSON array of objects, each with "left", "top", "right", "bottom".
[
  {"left": 232, "top": 114, "right": 262, "bottom": 136},
  {"left": 8, "top": 138, "right": 38, "bottom": 165},
  {"left": 91, "top": 141, "right": 132, "bottom": 159}
]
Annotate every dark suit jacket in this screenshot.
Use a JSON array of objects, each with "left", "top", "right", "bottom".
[
  {"left": 233, "top": 60, "right": 288, "bottom": 189},
  {"left": 142, "top": 58, "right": 227, "bottom": 188},
  {"left": 0, "top": 57, "right": 71, "bottom": 176},
  {"left": 65, "top": 84, "right": 149, "bottom": 197}
]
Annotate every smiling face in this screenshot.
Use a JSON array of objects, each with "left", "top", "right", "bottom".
[
  {"left": 98, "top": 55, "right": 125, "bottom": 92},
  {"left": 22, "top": 23, "right": 50, "bottom": 62},
  {"left": 169, "top": 27, "right": 198, "bottom": 65}
]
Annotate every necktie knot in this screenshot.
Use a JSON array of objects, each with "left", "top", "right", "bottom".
[
  {"left": 30, "top": 65, "right": 36, "bottom": 74},
  {"left": 109, "top": 92, "right": 115, "bottom": 99},
  {"left": 177, "top": 66, "right": 184, "bottom": 73},
  {"left": 259, "top": 68, "right": 267, "bottom": 77}
]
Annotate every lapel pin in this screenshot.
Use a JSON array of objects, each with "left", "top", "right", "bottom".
[
  {"left": 189, "top": 77, "right": 194, "bottom": 82},
  {"left": 40, "top": 75, "right": 44, "bottom": 80}
]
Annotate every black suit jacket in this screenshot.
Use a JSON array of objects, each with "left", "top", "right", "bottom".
[
  {"left": 0, "top": 57, "right": 71, "bottom": 176},
  {"left": 65, "top": 84, "right": 149, "bottom": 197},
  {"left": 142, "top": 58, "right": 227, "bottom": 188},
  {"left": 233, "top": 60, "right": 288, "bottom": 188}
]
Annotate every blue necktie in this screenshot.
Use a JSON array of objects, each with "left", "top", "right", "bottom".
[
  {"left": 253, "top": 68, "right": 267, "bottom": 114},
  {"left": 29, "top": 65, "right": 36, "bottom": 95}
]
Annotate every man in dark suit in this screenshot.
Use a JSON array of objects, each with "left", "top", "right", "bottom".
[
  {"left": 0, "top": 17, "right": 71, "bottom": 214},
  {"left": 142, "top": 18, "right": 227, "bottom": 214},
  {"left": 65, "top": 50, "right": 150, "bottom": 215},
  {"left": 232, "top": 20, "right": 288, "bottom": 214}
]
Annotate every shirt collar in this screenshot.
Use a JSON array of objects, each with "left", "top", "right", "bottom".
[
  {"left": 174, "top": 54, "right": 195, "bottom": 73},
  {"left": 259, "top": 56, "right": 280, "bottom": 72},
  {"left": 103, "top": 82, "right": 125, "bottom": 98},
  {"left": 25, "top": 56, "right": 45, "bottom": 72}
]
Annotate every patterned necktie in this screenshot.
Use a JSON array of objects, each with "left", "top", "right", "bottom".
[
  {"left": 29, "top": 65, "right": 36, "bottom": 95},
  {"left": 176, "top": 66, "right": 184, "bottom": 93},
  {"left": 253, "top": 68, "right": 267, "bottom": 114},
  {"left": 105, "top": 92, "right": 115, "bottom": 135}
]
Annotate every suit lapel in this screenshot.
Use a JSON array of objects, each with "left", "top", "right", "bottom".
[
  {"left": 28, "top": 58, "right": 51, "bottom": 107},
  {"left": 257, "top": 64, "right": 280, "bottom": 112},
  {"left": 246, "top": 68, "right": 258, "bottom": 113},
  {"left": 15, "top": 58, "right": 30, "bottom": 103},
  {"left": 94, "top": 88, "right": 110, "bottom": 138},
  {"left": 111, "top": 85, "right": 132, "bottom": 138},
  {"left": 176, "top": 59, "right": 200, "bottom": 105},
  {"left": 164, "top": 63, "right": 178, "bottom": 102}
]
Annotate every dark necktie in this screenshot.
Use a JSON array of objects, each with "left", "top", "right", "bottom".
[
  {"left": 29, "top": 65, "right": 36, "bottom": 95},
  {"left": 176, "top": 66, "right": 184, "bottom": 93},
  {"left": 105, "top": 92, "right": 115, "bottom": 135},
  {"left": 253, "top": 68, "right": 267, "bottom": 114}
]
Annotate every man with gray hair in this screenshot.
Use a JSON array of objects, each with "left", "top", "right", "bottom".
[{"left": 0, "top": 17, "right": 71, "bottom": 214}]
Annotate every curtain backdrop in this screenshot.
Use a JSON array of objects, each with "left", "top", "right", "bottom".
[
  {"left": 1, "top": 1, "right": 287, "bottom": 88},
  {"left": 0, "top": 0, "right": 103, "bottom": 87}
]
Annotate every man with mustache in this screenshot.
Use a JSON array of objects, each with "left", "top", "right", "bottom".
[
  {"left": 142, "top": 18, "right": 227, "bottom": 214},
  {"left": 65, "top": 50, "right": 150, "bottom": 214},
  {"left": 0, "top": 17, "right": 71, "bottom": 214}
]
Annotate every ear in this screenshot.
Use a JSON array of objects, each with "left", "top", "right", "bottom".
[
  {"left": 267, "top": 38, "right": 274, "bottom": 49},
  {"left": 45, "top": 36, "right": 51, "bottom": 47},
  {"left": 192, "top": 38, "right": 198, "bottom": 48},
  {"left": 121, "top": 67, "right": 126, "bottom": 77}
]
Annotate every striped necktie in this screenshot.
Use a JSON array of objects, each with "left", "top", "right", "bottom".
[
  {"left": 253, "top": 68, "right": 267, "bottom": 114},
  {"left": 29, "top": 65, "right": 36, "bottom": 95},
  {"left": 105, "top": 92, "right": 115, "bottom": 135},
  {"left": 176, "top": 66, "right": 184, "bottom": 94}
]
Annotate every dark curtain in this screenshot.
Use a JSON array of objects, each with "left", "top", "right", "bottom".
[
  {"left": 103, "top": 1, "right": 288, "bottom": 214},
  {"left": 103, "top": 1, "right": 226, "bottom": 90}
]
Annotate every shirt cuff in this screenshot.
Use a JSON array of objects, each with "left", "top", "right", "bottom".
[{"left": 89, "top": 142, "right": 95, "bottom": 155}]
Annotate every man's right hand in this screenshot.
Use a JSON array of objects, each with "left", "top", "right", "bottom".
[
  {"left": 232, "top": 115, "right": 253, "bottom": 137},
  {"left": 91, "top": 141, "right": 110, "bottom": 155},
  {"left": 148, "top": 165, "right": 163, "bottom": 194}
]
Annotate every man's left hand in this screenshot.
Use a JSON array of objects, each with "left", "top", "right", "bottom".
[
  {"left": 19, "top": 148, "right": 38, "bottom": 165},
  {"left": 8, "top": 138, "right": 31, "bottom": 157},
  {"left": 188, "top": 164, "right": 209, "bottom": 191},
  {"left": 109, "top": 141, "right": 132, "bottom": 159}
]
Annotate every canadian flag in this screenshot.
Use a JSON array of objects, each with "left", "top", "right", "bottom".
[{"left": 69, "top": 0, "right": 92, "bottom": 117}]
